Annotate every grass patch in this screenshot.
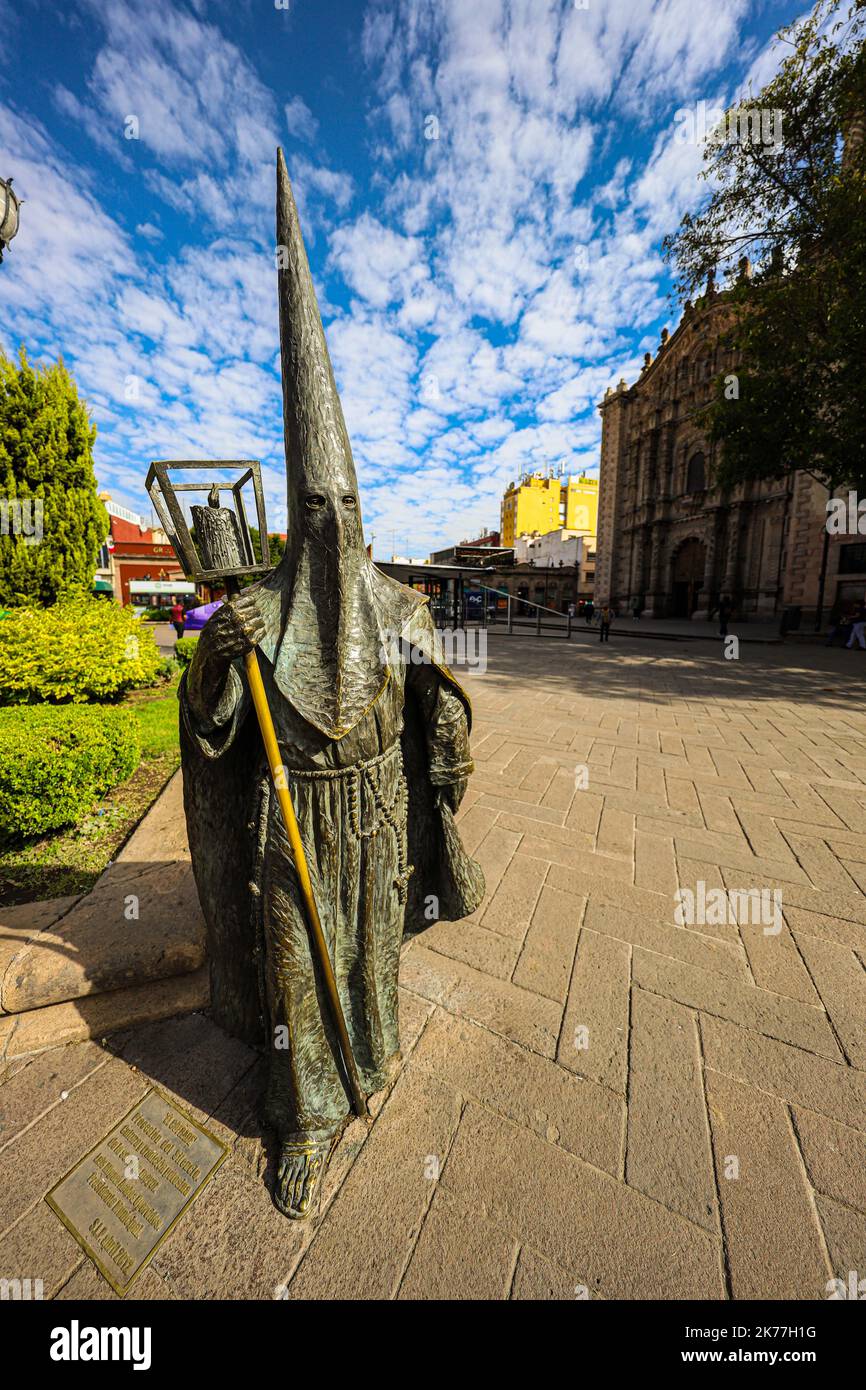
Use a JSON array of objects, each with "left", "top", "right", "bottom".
[
  {"left": 133, "top": 684, "right": 182, "bottom": 758},
  {"left": 0, "top": 672, "right": 183, "bottom": 906}
]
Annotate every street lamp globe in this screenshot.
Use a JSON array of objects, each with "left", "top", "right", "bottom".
[{"left": 0, "top": 177, "right": 22, "bottom": 263}]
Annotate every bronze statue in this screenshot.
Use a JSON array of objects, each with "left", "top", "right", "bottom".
[{"left": 179, "top": 149, "right": 484, "bottom": 1219}]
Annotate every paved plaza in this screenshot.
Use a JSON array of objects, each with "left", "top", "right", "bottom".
[{"left": 1, "top": 632, "right": 865, "bottom": 1300}]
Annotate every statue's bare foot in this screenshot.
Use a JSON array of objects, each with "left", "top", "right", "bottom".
[{"left": 273, "top": 1135, "right": 334, "bottom": 1220}]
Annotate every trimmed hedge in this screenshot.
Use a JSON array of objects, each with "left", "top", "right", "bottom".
[
  {"left": 174, "top": 635, "right": 199, "bottom": 667},
  {"left": 0, "top": 595, "right": 163, "bottom": 703},
  {"left": 0, "top": 704, "right": 141, "bottom": 839}
]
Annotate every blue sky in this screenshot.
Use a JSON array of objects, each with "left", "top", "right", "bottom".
[{"left": 0, "top": 0, "right": 806, "bottom": 558}]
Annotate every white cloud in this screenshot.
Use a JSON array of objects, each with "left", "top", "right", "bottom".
[
  {"left": 1, "top": 0, "right": 798, "bottom": 557},
  {"left": 329, "top": 214, "right": 431, "bottom": 313},
  {"left": 76, "top": 0, "right": 273, "bottom": 167},
  {"left": 285, "top": 96, "right": 318, "bottom": 144},
  {"left": 289, "top": 155, "right": 355, "bottom": 214},
  {"left": 136, "top": 221, "right": 164, "bottom": 242}
]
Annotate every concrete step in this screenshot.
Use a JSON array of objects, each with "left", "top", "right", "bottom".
[
  {"left": 1, "top": 865, "right": 205, "bottom": 1014},
  {"left": 0, "top": 773, "right": 205, "bottom": 1015},
  {"left": 0, "top": 966, "right": 209, "bottom": 1061}
]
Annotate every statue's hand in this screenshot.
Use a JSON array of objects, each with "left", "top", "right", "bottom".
[
  {"left": 436, "top": 778, "right": 468, "bottom": 814},
  {"left": 198, "top": 592, "right": 266, "bottom": 668},
  {"left": 187, "top": 593, "right": 265, "bottom": 725}
]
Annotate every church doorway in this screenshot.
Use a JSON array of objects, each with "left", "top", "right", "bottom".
[{"left": 671, "top": 539, "right": 706, "bottom": 617}]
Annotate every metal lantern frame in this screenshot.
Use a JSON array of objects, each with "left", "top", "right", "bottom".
[{"left": 145, "top": 459, "right": 271, "bottom": 583}]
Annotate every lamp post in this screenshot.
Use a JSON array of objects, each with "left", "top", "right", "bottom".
[
  {"left": 145, "top": 458, "right": 369, "bottom": 1121},
  {"left": 0, "top": 178, "right": 22, "bottom": 263}
]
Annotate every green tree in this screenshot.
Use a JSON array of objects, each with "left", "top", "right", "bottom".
[
  {"left": 250, "top": 527, "right": 286, "bottom": 567},
  {"left": 0, "top": 347, "right": 108, "bottom": 606},
  {"left": 664, "top": 0, "right": 866, "bottom": 625}
]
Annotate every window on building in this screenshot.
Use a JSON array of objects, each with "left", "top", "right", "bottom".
[
  {"left": 693, "top": 356, "right": 712, "bottom": 383},
  {"left": 839, "top": 543, "right": 866, "bottom": 574},
  {"left": 686, "top": 452, "right": 706, "bottom": 492}
]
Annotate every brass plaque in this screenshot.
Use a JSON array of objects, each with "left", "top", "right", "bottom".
[{"left": 46, "top": 1088, "right": 228, "bottom": 1296}]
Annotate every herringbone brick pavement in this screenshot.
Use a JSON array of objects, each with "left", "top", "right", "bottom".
[{"left": 398, "top": 634, "right": 866, "bottom": 1300}]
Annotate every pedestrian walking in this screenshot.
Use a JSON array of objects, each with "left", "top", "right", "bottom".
[
  {"left": 599, "top": 604, "right": 611, "bottom": 642},
  {"left": 584, "top": 599, "right": 594, "bottom": 625},
  {"left": 718, "top": 595, "right": 731, "bottom": 639},
  {"left": 170, "top": 597, "right": 185, "bottom": 641},
  {"left": 846, "top": 601, "right": 866, "bottom": 650}
]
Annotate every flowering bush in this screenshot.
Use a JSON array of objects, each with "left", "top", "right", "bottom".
[{"left": 0, "top": 595, "right": 163, "bottom": 704}]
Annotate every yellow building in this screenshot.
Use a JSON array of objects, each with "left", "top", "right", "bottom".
[
  {"left": 563, "top": 475, "right": 599, "bottom": 534},
  {"left": 500, "top": 473, "right": 598, "bottom": 546}
]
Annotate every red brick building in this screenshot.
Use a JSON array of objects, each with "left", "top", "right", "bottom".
[{"left": 95, "top": 496, "right": 190, "bottom": 607}]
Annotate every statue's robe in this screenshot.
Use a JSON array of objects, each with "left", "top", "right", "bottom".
[{"left": 179, "top": 565, "right": 484, "bottom": 1140}]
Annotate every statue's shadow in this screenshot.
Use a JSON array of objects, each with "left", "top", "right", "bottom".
[
  {"left": 106, "top": 1006, "right": 383, "bottom": 1223},
  {"left": 105, "top": 1008, "right": 283, "bottom": 1197}
]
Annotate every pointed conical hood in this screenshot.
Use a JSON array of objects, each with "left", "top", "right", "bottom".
[
  {"left": 270, "top": 148, "right": 389, "bottom": 740},
  {"left": 276, "top": 146, "right": 359, "bottom": 519}
]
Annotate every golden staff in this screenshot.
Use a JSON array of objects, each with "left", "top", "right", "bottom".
[{"left": 239, "top": 637, "right": 370, "bottom": 1121}]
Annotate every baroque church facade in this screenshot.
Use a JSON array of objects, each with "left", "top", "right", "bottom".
[{"left": 594, "top": 280, "right": 831, "bottom": 624}]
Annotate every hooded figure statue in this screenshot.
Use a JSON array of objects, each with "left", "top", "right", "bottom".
[{"left": 179, "top": 149, "right": 484, "bottom": 1219}]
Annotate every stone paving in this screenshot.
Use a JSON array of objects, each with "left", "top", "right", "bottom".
[{"left": 1, "top": 633, "right": 865, "bottom": 1300}]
